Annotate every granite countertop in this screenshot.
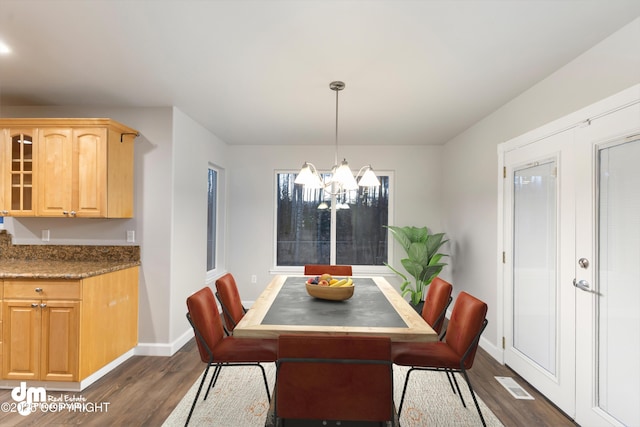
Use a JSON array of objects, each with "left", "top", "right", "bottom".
[
  {"left": 0, "top": 260, "right": 141, "bottom": 280},
  {"left": 0, "top": 230, "right": 141, "bottom": 279}
]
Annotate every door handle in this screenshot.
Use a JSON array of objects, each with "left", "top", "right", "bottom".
[
  {"left": 573, "top": 278, "right": 591, "bottom": 291},
  {"left": 573, "top": 278, "right": 601, "bottom": 295}
]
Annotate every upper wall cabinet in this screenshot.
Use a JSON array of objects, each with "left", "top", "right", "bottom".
[{"left": 0, "top": 119, "right": 138, "bottom": 218}]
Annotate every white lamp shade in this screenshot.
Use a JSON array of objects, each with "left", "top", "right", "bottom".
[
  {"left": 294, "top": 163, "right": 323, "bottom": 188},
  {"left": 358, "top": 167, "right": 381, "bottom": 187},
  {"left": 333, "top": 160, "right": 358, "bottom": 190}
]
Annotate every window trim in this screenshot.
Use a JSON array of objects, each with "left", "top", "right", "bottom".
[{"left": 206, "top": 164, "right": 222, "bottom": 283}]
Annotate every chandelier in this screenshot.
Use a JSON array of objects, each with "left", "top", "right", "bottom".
[{"left": 295, "top": 81, "right": 380, "bottom": 194}]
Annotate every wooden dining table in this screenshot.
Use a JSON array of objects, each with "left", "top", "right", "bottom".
[{"left": 233, "top": 275, "right": 438, "bottom": 342}]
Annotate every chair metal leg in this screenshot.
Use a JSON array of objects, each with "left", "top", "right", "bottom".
[
  {"left": 185, "top": 364, "right": 211, "bottom": 427},
  {"left": 204, "top": 364, "right": 222, "bottom": 400},
  {"left": 445, "top": 368, "right": 456, "bottom": 394},
  {"left": 257, "top": 362, "right": 272, "bottom": 402},
  {"left": 202, "top": 363, "right": 271, "bottom": 405},
  {"left": 397, "top": 367, "right": 415, "bottom": 417},
  {"left": 450, "top": 369, "right": 466, "bottom": 407},
  {"left": 461, "top": 368, "right": 486, "bottom": 427},
  {"left": 397, "top": 366, "right": 483, "bottom": 426}
]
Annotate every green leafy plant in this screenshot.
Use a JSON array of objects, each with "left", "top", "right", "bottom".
[{"left": 384, "top": 225, "right": 449, "bottom": 305}]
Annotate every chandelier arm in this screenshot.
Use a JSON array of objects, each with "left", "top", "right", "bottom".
[
  {"left": 355, "top": 165, "right": 370, "bottom": 178},
  {"left": 305, "top": 162, "right": 319, "bottom": 174},
  {"left": 322, "top": 186, "right": 347, "bottom": 197}
]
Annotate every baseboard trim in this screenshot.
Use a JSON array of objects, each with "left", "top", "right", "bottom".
[
  {"left": 0, "top": 349, "right": 136, "bottom": 392},
  {"left": 135, "top": 329, "right": 193, "bottom": 357},
  {"left": 479, "top": 336, "right": 503, "bottom": 363}
]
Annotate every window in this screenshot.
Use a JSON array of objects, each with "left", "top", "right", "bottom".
[
  {"left": 276, "top": 172, "right": 389, "bottom": 267},
  {"left": 207, "top": 167, "right": 218, "bottom": 271}
]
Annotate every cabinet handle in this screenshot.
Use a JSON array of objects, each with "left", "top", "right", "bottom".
[
  {"left": 40, "top": 303, "right": 47, "bottom": 308},
  {"left": 63, "top": 211, "right": 69, "bottom": 215},
  {"left": 1, "top": 210, "right": 7, "bottom": 215},
  {"left": 31, "top": 303, "right": 38, "bottom": 308},
  {"left": 35, "top": 287, "right": 43, "bottom": 293},
  {"left": 70, "top": 211, "right": 77, "bottom": 216}
]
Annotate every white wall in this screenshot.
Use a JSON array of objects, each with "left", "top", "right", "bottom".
[
  {"left": 170, "top": 108, "right": 229, "bottom": 346},
  {"left": 226, "top": 144, "right": 445, "bottom": 300},
  {"left": 442, "top": 17, "right": 640, "bottom": 353}
]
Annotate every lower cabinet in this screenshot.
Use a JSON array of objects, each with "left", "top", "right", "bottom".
[
  {"left": 1, "top": 267, "right": 138, "bottom": 382},
  {"left": 3, "top": 299, "right": 79, "bottom": 381}
]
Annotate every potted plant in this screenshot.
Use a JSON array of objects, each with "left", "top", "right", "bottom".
[{"left": 384, "top": 225, "right": 448, "bottom": 308}]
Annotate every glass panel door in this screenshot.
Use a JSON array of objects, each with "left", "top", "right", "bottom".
[
  {"left": 503, "top": 128, "right": 576, "bottom": 416},
  {"left": 574, "top": 100, "right": 640, "bottom": 427},
  {"left": 596, "top": 138, "right": 640, "bottom": 425},
  {"left": 513, "top": 161, "right": 557, "bottom": 374}
]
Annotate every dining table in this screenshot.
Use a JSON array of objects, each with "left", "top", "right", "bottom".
[{"left": 233, "top": 275, "right": 438, "bottom": 343}]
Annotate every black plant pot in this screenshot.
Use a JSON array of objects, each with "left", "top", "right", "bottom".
[{"left": 411, "top": 300, "right": 424, "bottom": 315}]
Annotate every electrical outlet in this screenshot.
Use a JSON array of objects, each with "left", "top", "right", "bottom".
[
  {"left": 251, "top": 275, "right": 257, "bottom": 283},
  {"left": 42, "top": 229, "right": 50, "bottom": 242},
  {"left": 126, "top": 230, "right": 135, "bottom": 243}
]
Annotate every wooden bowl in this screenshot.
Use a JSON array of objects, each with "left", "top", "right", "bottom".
[{"left": 306, "top": 283, "right": 354, "bottom": 301}]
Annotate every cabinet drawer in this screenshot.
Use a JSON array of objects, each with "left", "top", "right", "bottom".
[{"left": 4, "top": 281, "right": 81, "bottom": 300}]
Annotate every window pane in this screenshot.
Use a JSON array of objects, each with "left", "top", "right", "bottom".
[
  {"left": 276, "top": 174, "right": 330, "bottom": 265},
  {"left": 336, "top": 177, "right": 389, "bottom": 265},
  {"left": 276, "top": 173, "right": 389, "bottom": 266},
  {"left": 207, "top": 168, "right": 217, "bottom": 271}
]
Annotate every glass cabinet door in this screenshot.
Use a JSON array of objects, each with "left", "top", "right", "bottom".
[{"left": 4, "top": 129, "right": 35, "bottom": 215}]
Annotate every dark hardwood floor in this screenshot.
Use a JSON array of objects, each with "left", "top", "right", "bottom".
[{"left": 0, "top": 340, "right": 577, "bottom": 426}]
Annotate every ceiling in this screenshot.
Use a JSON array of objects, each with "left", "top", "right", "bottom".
[{"left": 0, "top": 1, "right": 639, "bottom": 146}]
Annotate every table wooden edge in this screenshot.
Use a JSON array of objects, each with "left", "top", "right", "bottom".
[{"left": 234, "top": 275, "right": 437, "bottom": 342}]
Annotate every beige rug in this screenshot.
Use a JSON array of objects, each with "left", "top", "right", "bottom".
[{"left": 162, "top": 363, "right": 504, "bottom": 426}]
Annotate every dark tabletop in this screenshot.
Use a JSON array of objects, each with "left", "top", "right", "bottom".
[{"left": 261, "top": 277, "right": 407, "bottom": 328}]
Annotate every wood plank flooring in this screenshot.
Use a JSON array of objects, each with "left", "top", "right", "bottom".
[{"left": 0, "top": 340, "right": 577, "bottom": 426}]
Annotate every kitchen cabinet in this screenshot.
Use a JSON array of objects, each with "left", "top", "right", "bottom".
[
  {"left": 0, "top": 119, "right": 138, "bottom": 218},
  {"left": 1, "top": 267, "right": 138, "bottom": 382},
  {"left": 0, "top": 127, "right": 36, "bottom": 216},
  {"left": 0, "top": 280, "right": 2, "bottom": 373},
  {"left": 3, "top": 298, "right": 79, "bottom": 382}
]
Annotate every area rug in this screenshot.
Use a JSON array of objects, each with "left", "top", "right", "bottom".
[{"left": 162, "top": 363, "right": 504, "bottom": 426}]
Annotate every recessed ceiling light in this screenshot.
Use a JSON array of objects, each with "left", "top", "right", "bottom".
[{"left": 0, "top": 41, "right": 11, "bottom": 55}]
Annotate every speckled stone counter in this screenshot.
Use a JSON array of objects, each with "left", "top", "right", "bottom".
[
  {"left": 0, "top": 230, "right": 140, "bottom": 279},
  {"left": 0, "top": 260, "right": 140, "bottom": 279}
]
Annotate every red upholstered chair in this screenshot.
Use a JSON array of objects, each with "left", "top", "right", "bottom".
[
  {"left": 185, "top": 287, "right": 277, "bottom": 426},
  {"left": 422, "top": 276, "right": 453, "bottom": 336},
  {"left": 274, "top": 334, "right": 398, "bottom": 426},
  {"left": 392, "top": 292, "right": 488, "bottom": 426},
  {"left": 215, "top": 273, "right": 247, "bottom": 334},
  {"left": 304, "top": 264, "right": 352, "bottom": 276}
]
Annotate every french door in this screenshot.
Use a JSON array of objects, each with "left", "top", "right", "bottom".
[
  {"left": 574, "top": 104, "right": 640, "bottom": 426},
  {"left": 502, "top": 128, "right": 577, "bottom": 415},
  {"left": 501, "top": 92, "right": 640, "bottom": 425}
]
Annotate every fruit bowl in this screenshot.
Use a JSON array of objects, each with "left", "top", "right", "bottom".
[{"left": 305, "top": 282, "right": 354, "bottom": 301}]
